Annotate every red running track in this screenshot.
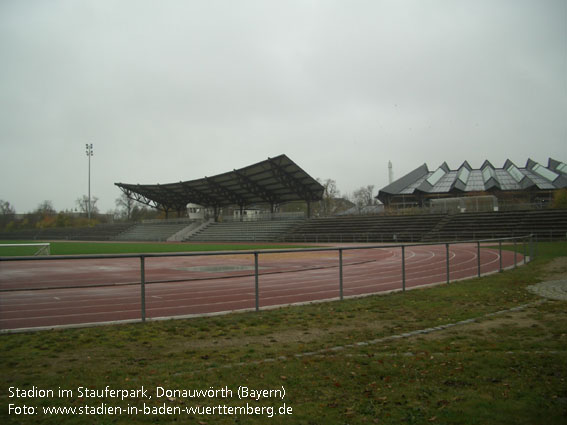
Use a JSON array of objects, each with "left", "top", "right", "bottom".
[{"left": 0, "top": 244, "right": 523, "bottom": 331}]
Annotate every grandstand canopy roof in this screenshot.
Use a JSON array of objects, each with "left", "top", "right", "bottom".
[
  {"left": 377, "top": 158, "right": 567, "bottom": 206},
  {"left": 115, "top": 155, "right": 324, "bottom": 215}
]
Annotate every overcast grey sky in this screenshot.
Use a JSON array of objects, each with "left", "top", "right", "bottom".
[{"left": 1, "top": 0, "right": 565, "bottom": 214}]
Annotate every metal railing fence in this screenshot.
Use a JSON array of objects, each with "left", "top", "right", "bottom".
[
  {"left": 221, "top": 211, "right": 306, "bottom": 222},
  {"left": 0, "top": 235, "right": 534, "bottom": 324},
  {"left": 281, "top": 230, "right": 564, "bottom": 243}
]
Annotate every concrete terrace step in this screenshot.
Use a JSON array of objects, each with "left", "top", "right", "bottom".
[
  {"left": 186, "top": 218, "right": 304, "bottom": 242},
  {"left": 421, "top": 209, "right": 567, "bottom": 241},
  {"left": 115, "top": 222, "right": 195, "bottom": 242},
  {"left": 286, "top": 214, "right": 445, "bottom": 242}
]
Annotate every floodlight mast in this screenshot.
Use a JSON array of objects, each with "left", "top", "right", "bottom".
[{"left": 85, "top": 143, "right": 93, "bottom": 219}]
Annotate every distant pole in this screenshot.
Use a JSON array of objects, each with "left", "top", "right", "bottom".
[{"left": 85, "top": 143, "right": 93, "bottom": 219}]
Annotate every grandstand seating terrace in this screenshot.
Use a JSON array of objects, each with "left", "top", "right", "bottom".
[
  {"left": 1, "top": 209, "right": 564, "bottom": 244},
  {"left": 422, "top": 209, "right": 567, "bottom": 241},
  {"left": 284, "top": 209, "right": 567, "bottom": 243},
  {"left": 283, "top": 214, "right": 446, "bottom": 242},
  {"left": 0, "top": 223, "right": 133, "bottom": 241},
  {"left": 518, "top": 210, "right": 567, "bottom": 241}
]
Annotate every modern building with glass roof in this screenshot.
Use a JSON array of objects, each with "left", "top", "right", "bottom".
[{"left": 377, "top": 158, "right": 567, "bottom": 209}]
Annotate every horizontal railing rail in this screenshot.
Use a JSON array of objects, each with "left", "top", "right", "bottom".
[
  {"left": 221, "top": 211, "right": 306, "bottom": 222},
  {"left": 281, "top": 230, "right": 565, "bottom": 243},
  {"left": 140, "top": 218, "right": 196, "bottom": 224}
]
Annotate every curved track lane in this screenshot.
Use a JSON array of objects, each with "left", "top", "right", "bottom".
[{"left": 0, "top": 244, "right": 523, "bottom": 331}]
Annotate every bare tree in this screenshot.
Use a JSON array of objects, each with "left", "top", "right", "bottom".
[
  {"left": 76, "top": 195, "right": 99, "bottom": 216},
  {"left": 115, "top": 192, "right": 135, "bottom": 220},
  {"left": 35, "top": 200, "right": 56, "bottom": 217},
  {"left": 352, "top": 185, "right": 377, "bottom": 210},
  {"left": 318, "top": 178, "right": 341, "bottom": 216},
  {"left": 0, "top": 200, "right": 16, "bottom": 229},
  {"left": 131, "top": 205, "right": 161, "bottom": 221},
  {"left": 0, "top": 200, "right": 15, "bottom": 216}
]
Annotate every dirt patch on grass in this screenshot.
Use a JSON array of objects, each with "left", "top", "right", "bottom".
[
  {"left": 164, "top": 319, "right": 394, "bottom": 352},
  {"left": 543, "top": 256, "right": 567, "bottom": 281},
  {"left": 406, "top": 308, "right": 541, "bottom": 343},
  {"left": 459, "top": 309, "right": 539, "bottom": 333}
]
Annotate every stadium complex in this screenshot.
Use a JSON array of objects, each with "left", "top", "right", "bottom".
[
  {"left": 1, "top": 154, "right": 566, "bottom": 332},
  {"left": 1, "top": 155, "right": 566, "bottom": 243}
]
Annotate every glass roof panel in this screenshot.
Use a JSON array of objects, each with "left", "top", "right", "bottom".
[
  {"left": 496, "top": 170, "right": 519, "bottom": 190},
  {"left": 482, "top": 166, "right": 496, "bottom": 183},
  {"left": 556, "top": 162, "right": 567, "bottom": 174},
  {"left": 532, "top": 164, "right": 558, "bottom": 182},
  {"left": 432, "top": 172, "right": 456, "bottom": 192},
  {"left": 426, "top": 168, "right": 446, "bottom": 186},
  {"left": 457, "top": 167, "right": 470, "bottom": 184},
  {"left": 523, "top": 170, "right": 555, "bottom": 189},
  {"left": 400, "top": 175, "right": 427, "bottom": 194},
  {"left": 506, "top": 164, "right": 525, "bottom": 183},
  {"left": 465, "top": 170, "right": 485, "bottom": 191}
]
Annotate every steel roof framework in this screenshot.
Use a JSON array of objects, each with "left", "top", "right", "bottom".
[{"left": 115, "top": 155, "right": 324, "bottom": 218}]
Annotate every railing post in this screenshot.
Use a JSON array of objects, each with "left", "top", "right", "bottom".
[
  {"left": 401, "top": 245, "right": 406, "bottom": 292},
  {"left": 477, "top": 241, "right": 481, "bottom": 278},
  {"left": 499, "top": 240, "right": 502, "bottom": 272},
  {"left": 339, "top": 248, "right": 344, "bottom": 300},
  {"left": 514, "top": 239, "right": 517, "bottom": 268},
  {"left": 140, "top": 256, "right": 146, "bottom": 322},
  {"left": 523, "top": 237, "right": 527, "bottom": 265},
  {"left": 254, "top": 252, "right": 259, "bottom": 312},
  {"left": 446, "top": 243, "right": 450, "bottom": 284}
]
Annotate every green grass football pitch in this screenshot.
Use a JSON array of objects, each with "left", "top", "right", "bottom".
[{"left": 0, "top": 241, "right": 309, "bottom": 256}]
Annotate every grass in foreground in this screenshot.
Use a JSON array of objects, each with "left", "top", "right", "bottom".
[
  {"left": 0, "top": 241, "right": 309, "bottom": 256},
  {"left": 1, "top": 242, "right": 566, "bottom": 424}
]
